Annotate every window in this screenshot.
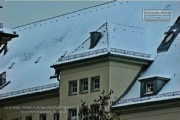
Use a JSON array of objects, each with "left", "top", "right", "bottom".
[
  {"left": 79, "top": 106, "right": 88, "bottom": 120},
  {"left": 91, "top": 105, "right": 99, "bottom": 120},
  {"left": 91, "top": 76, "right": 100, "bottom": 91},
  {"left": 80, "top": 78, "right": 88, "bottom": 93},
  {"left": 26, "top": 116, "right": 32, "bottom": 120},
  {"left": 0, "top": 72, "right": 6, "bottom": 86},
  {"left": 68, "top": 109, "right": 77, "bottom": 120},
  {"left": 69, "top": 80, "right": 77, "bottom": 95},
  {"left": 54, "top": 113, "right": 59, "bottom": 120},
  {"left": 145, "top": 83, "right": 153, "bottom": 94},
  {"left": 139, "top": 76, "right": 170, "bottom": 97},
  {"left": 80, "top": 111, "right": 88, "bottom": 120},
  {"left": 157, "top": 16, "right": 180, "bottom": 53},
  {"left": 39, "top": 114, "right": 46, "bottom": 120}
]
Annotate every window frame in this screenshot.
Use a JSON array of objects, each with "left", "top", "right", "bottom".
[
  {"left": 91, "top": 76, "right": 100, "bottom": 92},
  {"left": 91, "top": 104, "right": 99, "bottom": 120},
  {"left": 79, "top": 78, "right": 89, "bottom": 94},
  {"left": 54, "top": 112, "right": 59, "bottom": 120},
  {"left": 39, "top": 114, "right": 46, "bottom": 120},
  {"left": 68, "top": 108, "right": 77, "bottom": 120},
  {"left": 69, "top": 80, "right": 77, "bottom": 95},
  {"left": 145, "top": 82, "right": 154, "bottom": 95}
]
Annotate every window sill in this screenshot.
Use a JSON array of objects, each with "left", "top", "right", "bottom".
[
  {"left": 145, "top": 92, "right": 153, "bottom": 95},
  {"left": 90, "top": 89, "right": 100, "bottom": 93},
  {"left": 68, "top": 93, "right": 77, "bottom": 96},
  {"left": 79, "top": 91, "right": 88, "bottom": 94}
]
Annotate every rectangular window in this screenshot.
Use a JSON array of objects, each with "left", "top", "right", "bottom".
[
  {"left": 69, "top": 80, "right": 77, "bottom": 95},
  {"left": 40, "top": 114, "right": 46, "bottom": 120},
  {"left": 0, "top": 72, "right": 6, "bottom": 86},
  {"left": 91, "top": 76, "right": 100, "bottom": 91},
  {"left": 145, "top": 83, "right": 153, "bottom": 94},
  {"left": 79, "top": 106, "right": 88, "bottom": 120},
  {"left": 69, "top": 109, "right": 77, "bottom": 120},
  {"left": 80, "top": 78, "right": 88, "bottom": 93},
  {"left": 54, "top": 113, "right": 59, "bottom": 120},
  {"left": 91, "top": 105, "right": 99, "bottom": 120},
  {"left": 26, "top": 116, "right": 32, "bottom": 120}
]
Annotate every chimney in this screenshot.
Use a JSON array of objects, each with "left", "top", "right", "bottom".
[{"left": 89, "top": 31, "right": 101, "bottom": 49}]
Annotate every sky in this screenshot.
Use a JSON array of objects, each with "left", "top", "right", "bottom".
[{"left": 0, "top": 0, "right": 108, "bottom": 28}]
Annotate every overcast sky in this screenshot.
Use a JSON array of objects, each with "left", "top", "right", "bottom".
[{"left": 0, "top": 0, "right": 108, "bottom": 28}]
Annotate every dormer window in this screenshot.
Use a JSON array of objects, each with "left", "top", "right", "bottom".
[
  {"left": 139, "top": 76, "right": 169, "bottom": 97},
  {"left": 145, "top": 82, "right": 153, "bottom": 94},
  {"left": 0, "top": 72, "right": 10, "bottom": 89},
  {"left": 157, "top": 16, "right": 180, "bottom": 53},
  {"left": 162, "top": 31, "right": 175, "bottom": 44},
  {"left": 0, "top": 72, "right": 6, "bottom": 86}
]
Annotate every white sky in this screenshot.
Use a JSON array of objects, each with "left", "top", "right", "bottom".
[{"left": 0, "top": 0, "right": 108, "bottom": 28}]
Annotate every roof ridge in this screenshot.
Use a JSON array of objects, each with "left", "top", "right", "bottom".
[{"left": 12, "top": 0, "right": 117, "bottom": 29}]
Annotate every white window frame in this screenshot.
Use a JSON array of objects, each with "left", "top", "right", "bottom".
[
  {"left": 80, "top": 78, "right": 88, "bottom": 93},
  {"left": 69, "top": 80, "right": 77, "bottom": 95},
  {"left": 69, "top": 109, "right": 77, "bottom": 120},
  {"left": 40, "top": 114, "right": 46, "bottom": 120},
  {"left": 91, "top": 76, "right": 100, "bottom": 91},
  {"left": 145, "top": 83, "right": 153, "bottom": 94},
  {"left": 91, "top": 105, "right": 99, "bottom": 120},
  {"left": 54, "top": 113, "right": 59, "bottom": 120}
]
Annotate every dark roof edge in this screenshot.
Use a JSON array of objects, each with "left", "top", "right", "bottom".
[
  {"left": 111, "top": 97, "right": 180, "bottom": 114},
  {"left": 12, "top": 0, "right": 116, "bottom": 29},
  {"left": 0, "top": 88, "right": 59, "bottom": 106}
]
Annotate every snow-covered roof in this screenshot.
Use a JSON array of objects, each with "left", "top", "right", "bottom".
[
  {"left": 112, "top": 23, "right": 180, "bottom": 107},
  {"left": 112, "top": 35, "right": 180, "bottom": 107},
  {"left": 0, "top": 1, "right": 179, "bottom": 100},
  {"left": 0, "top": 28, "right": 14, "bottom": 35}
]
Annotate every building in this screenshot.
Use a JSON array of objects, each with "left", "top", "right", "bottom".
[
  {"left": 0, "top": 1, "right": 180, "bottom": 120},
  {"left": 0, "top": 6, "right": 19, "bottom": 55}
]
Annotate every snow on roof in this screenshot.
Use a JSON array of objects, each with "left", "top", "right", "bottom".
[
  {"left": 0, "top": 27, "right": 14, "bottom": 35},
  {"left": 112, "top": 31, "right": 180, "bottom": 107},
  {"left": 0, "top": 1, "right": 179, "bottom": 100}
]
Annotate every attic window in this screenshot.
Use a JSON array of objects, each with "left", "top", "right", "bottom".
[
  {"left": 145, "top": 83, "right": 153, "bottom": 94},
  {"left": 162, "top": 31, "right": 175, "bottom": 45},
  {"left": 89, "top": 31, "right": 101, "bottom": 49},
  {"left": 157, "top": 16, "right": 180, "bottom": 53},
  {"left": 0, "top": 72, "right": 10, "bottom": 89},
  {"left": 139, "top": 76, "right": 169, "bottom": 97},
  {"left": 0, "top": 72, "right": 6, "bottom": 86}
]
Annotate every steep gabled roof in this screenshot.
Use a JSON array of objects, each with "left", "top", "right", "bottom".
[{"left": 0, "top": 1, "right": 179, "bottom": 100}]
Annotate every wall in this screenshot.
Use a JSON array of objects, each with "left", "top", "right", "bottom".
[
  {"left": 60, "top": 61, "right": 109, "bottom": 120},
  {"left": 0, "top": 96, "right": 59, "bottom": 120},
  {"left": 59, "top": 57, "right": 144, "bottom": 120},
  {"left": 119, "top": 106, "right": 180, "bottom": 120}
]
